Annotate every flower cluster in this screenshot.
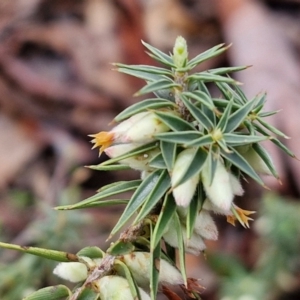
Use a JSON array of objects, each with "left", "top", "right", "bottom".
[{"left": 16, "top": 36, "right": 294, "bottom": 300}]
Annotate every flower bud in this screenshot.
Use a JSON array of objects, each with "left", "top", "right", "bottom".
[
  {"left": 53, "top": 257, "right": 102, "bottom": 283},
  {"left": 121, "top": 252, "right": 183, "bottom": 288},
  {"left": 173, "top": 36, "right": 188, "bottom": 68},
  {"left": 171, "top": 148, "right": 200, "bottom": 207},
  {"left": 194, "top": 210, "right": 218, "bottom": 241},
  {"left": 201, "top": 159, "right": 234, "bottom": 212},
  {"left": 104, "top": 144, "right": 160, "bottom": 171},
  {"left": 163, "top": 219, "right": 206, "bottom": 256},
  {"left": 95, "top": 275, "right": 150, "bottom": 300}
]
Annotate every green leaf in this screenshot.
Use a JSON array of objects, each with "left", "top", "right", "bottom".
[
  {"left": 258, "top": 110, "right": 281, "bottom": 118},
  {"left": 252, "top": 143, "right": 279, "bottom": 179},
  {"left": 148, "top": 152, "right": 167, "bottom": 169},
  {"left": 160, "top": 141, "right": 177, "bottom": 171},
  {"left": 252, "top": 93, "right": 267, "bottom": 113},
  {"left": 76, "top": 287, "right": 100, "bottom": 300},
  {"left": 180, "top": 95, "right": 214, "bottom": 131},
  {"left": 0, "top": 242, "right": 78, "bottom": 262},
  {"left": 155, "top": 111, "right": 195, "bottom": 131},
  {"left": 150, "top": 242, "right": 161, "bottom": 300},
  {"left": 135, "top": 79, "right": 179, "bottom": 96},
  {"left": 223, "top": 133, "right": 269, "bottom": 146},
  {"left": 107, "top": 240, "right": 135, "bottom": 256},
  {"left": 134, "top": 170, "right": 170, "bottom": 223},
  {"left": 116, "top": 67, "right": 163, "bottom": 81},
  {"left": 55, "top": 180, "right": 141, "bottom": 210},
  {"left": 213, "top": 98, "right": 241, "bottom": 110},
  {"left": 172, "top": 147, "right": 207, "bottom": 187},
  {"left": 73, "top": 199, "right": 128, "bottom": 209},
  {"left": 155, "top": 131, "right": 202, "bottom": 144},
  {"left": 114, "top": 63, "right": 173, "bottom": 76},
  {"left": 151, "top": 194, "right": 177, "bottom": 251},
  {"left": 114, "top": 98, "right": 176, "bottom": 122},
  {"left": 182, "top": 90, "right": 215, "bottom": 111},
  {"left": 187, "top": 43, "right": 228, "bottom": 68},
  {"left": 216, "top": 82, "right": 245, "bottom": 105},
  {"left": 186, "top": 190, "right": 201, "bottom": 239},
  {"left": 23, "top": 285, "right": 72, "bottom": 300},
  {"left": 174, "top": 212, "right": 187, "bottom": 286},
  {"left": 142, "top": 40, "right": 176, "bottom": 67},
  {"left": 188, "top": 73, "right": 237, "bottom": 84},
  {"left": 256, "top": 117, "right": 290, "bottom": 139},
  {"left": 221, "top": 147, "right": 265, "bottom": 186},
  {"left": 89, "top": 164, "right": 130, "bottom": 171},
  {"left": 207, "top": 65, "right": 248, "bottom": 75},
  {"left": 111, "top": 170, "right": 162, "bottom": 236},
  {"left": 77, "top": 247, "right": 104, "bottom": 259},
  {"left": 225, "top": 96, "right": 258, "bottom": 132},
  {"left": 216, "top": 98, "right": 233, "bottom": 131},
  {"left": 100, "top": 142, "right": 158, "bottom": 166},
  {"left": 114, "top": 260, "right": 142, "bottom": 300},
  {"left": 183, "top": 134, "right": 214, "bottom": 148},
  {"left": 206, "top": 146, "right": 219, "bottom": 185}
]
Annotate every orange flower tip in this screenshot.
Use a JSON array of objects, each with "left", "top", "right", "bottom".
[
  {"left": 227, "top": 216, "right": 236, "bottom": 227},
  {"left": 263, "top": 184, "right": 271, "bottom": 191}
]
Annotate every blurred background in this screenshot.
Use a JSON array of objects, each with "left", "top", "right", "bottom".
[{"left": 1, "top": 0, "right": 300, "bottom": 299}]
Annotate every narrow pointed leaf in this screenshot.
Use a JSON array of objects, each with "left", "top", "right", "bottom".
[
  {"left": 207, "top": 65, "right": 248, "bottom": 75},
  {"left": 258, "top": 110, "right": 281, "bottom": 118},
  {"left": 213, "top": 98, "right": 241, "bottom": 110},
  {"left": 206, "top": 146, "right": 219, "bottom": 185},
  {"left": 116, "top": 67, "right": 163, "bottom": 81},
  {"left": 114, "top": 63, "right": 172, "bottom": 76},
  {"left": 23, "top": 285, "right": 72, "bottom": 300},
  {"left": 173, "top": 147, "right": 207, "bottom": 187},
  {"left": 89, "top": 164, "right": 130, "bottom": 171},
  {"left": 55, "top": 180, "right": 141, "bottom": 210},
  {"left": 223, "top": 133, "right": 269, "bottom": 146},
  {"left": 134, "top": 170, "right": 170, "bottom": 223},
  {"left": 135, "top": 79, "right": 179, "bottom": 96},
  {"left": 114, "top": 99, "right": 176, "bottom": 122},
  {"left": 181, "top": 95, "right": 214, "bottom": 130},
  {"left": 216, "top": 82, "right": 244, "bottom": 104},
  {"left": 108, "top": 240, "right": 135, "bottom": 256},
  {"left": 78, "top": 199, "right": 129, "bottom": 209},
  {"left": 114, "top": 260, "right": 142, "bottom": 300},
  {"left": 184, "top": 134, "right": 213, "bottom": 148},
  {"left": 149, "top": 152, "right": 167, "bottom": 169},
  {"left": 186, "top": 191, "right": 201, "bottom": 239},
  {"left": 111, "top": 170, "right": 162, "bottom": 236},
  {"left": 216, "top": 98, "right": 233, "bottom": 131},
  {"left": 271, "top": 137, "right": 296, "bottom": 158},
  {"left": 155, "top": 111, "right": 195, "bottom": 131},
  {"left": 151, "top": 194, "right": 177, "bottom": 250},
  {"left": 174, "top": 212, "right": 187, "bottom": 286},
  {"left": 217, "top": 139, "right": 231, "bottom": 153},
  {"left": 256, "top": 117, "right": 290, "bottom": 139},
  {"left": 188, "top": 73, "right": 237, "bottom": 84},
  {"left": 252, "top": 143, "right": 279, "bottom": 179},
  {"left": 155, "top": 131, "right": 202, "bottom": 144},
  {"left": 182, "top": 90, "right": 215, "bottom": 110},
  {"left": 252, "top": 93, "right": 267, "bottom": 113},
  {"left": 150, "top": 241, "right": 161, "bottom": 300},
  {"left": 187, "top": 43, "right": 227, "bottom": 68},
  {"left": 160, "top": 141, "right": 177, "bottom": 171},
  {"left": 221, "top": 147, "right": 265, "bottom": 186},
  {"left": 142, "top": 40, "right": 176, "bottom": 67},
  {"left": 76, "top": 287, "right": 100, "bottom": 300},
  {"left": 0, "top": 242, "right": 78, "bottom": 262},
  {"left": 225, "top": 97, "right": 258, "bottom": 133}
]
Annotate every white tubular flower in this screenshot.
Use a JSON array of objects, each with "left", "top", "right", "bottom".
[
  {"left": 95, "top": 275, "right": 150, "bottom": 300},
  {"left": 240, "top": 147, "right": 272, "bottom": 175},
  {"left": 163, "top": 219, "right": 206, "bottom": 256},
  {"left": 173, "top": 36, "right": 188, "bottom": 68},
  {"left": 53, "top": 257, "right": 102, "bottom": 283},
  {"left": 104, "top": 144, "right": 160, "bottom": 171},
  {"left": 229, "top": 173, "right": 244, "bottom": 196},
  {"left": 194, "top": 210, "right": 218, "bottom": 241},
  {"left": 201, "top": 159, "right": 234, "bottom": 212},
  {"left": 121, "top": 252, "right": 183, "bottom": 289},
  {"left": 90, "top": 111, "right": 172, "bottom": 154},
  {"left": 171, "top": 148, "right": 200, "bottom": 207}
]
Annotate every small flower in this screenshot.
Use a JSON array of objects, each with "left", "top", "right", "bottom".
[
  {"left": 121, "top": 252, "right": 184, "bottom": 289},
  {"left": 104, "top": 144, "right": 160, "bottom": 171},
  {"left": 201, "top": 159, "right": 234, "bottom": 211},
  {"left": 171, "top": 148, "right": 200, "bottom": 207},
  {"left": 173, "top": 36, "right": 188, "bottom": 68},
  {"left": 90, "top": 111, "right": 171, "bottom": 154},
  {"left": 227, "top": 205, "right": 256, "bottom": 228},
  {"left": 94, "top": 275, "right": 150, "bottom": 300}
]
